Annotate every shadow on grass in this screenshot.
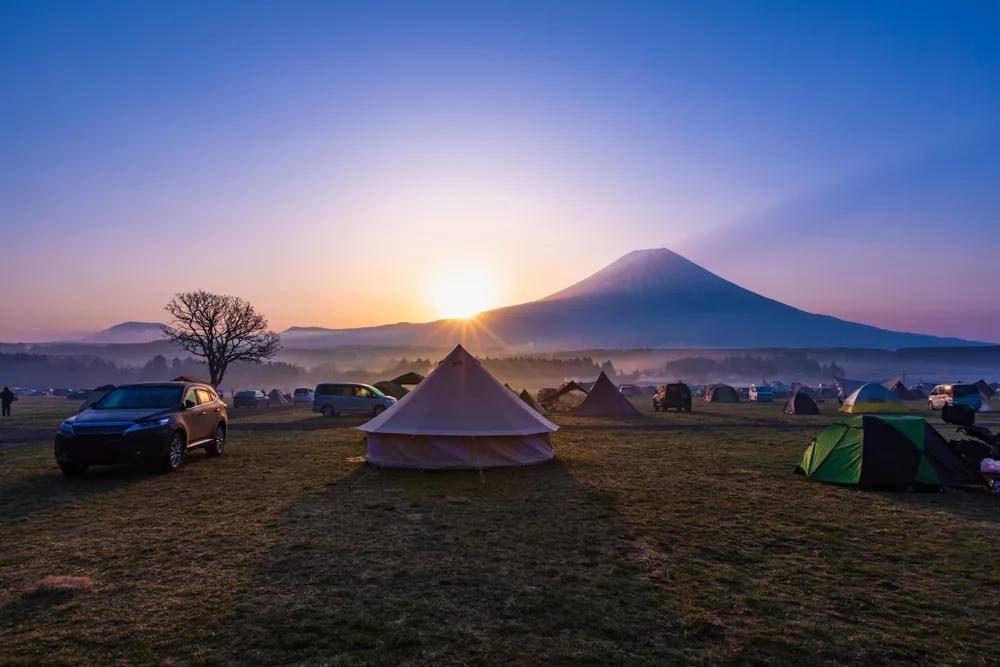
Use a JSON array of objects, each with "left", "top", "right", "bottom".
[
  {"left": 0, "top": 451, "right": 216, "bottom": 526},
  {"left": 221, "top": 459, "right": 683, "bottom": 663}
]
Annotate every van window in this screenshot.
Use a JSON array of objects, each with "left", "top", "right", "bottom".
[
  {"left": 317, "top": 384, "right": 351, "bottom": 396},
  {"left": 354, "top": 386, "right": 371, "bottom": 398}
]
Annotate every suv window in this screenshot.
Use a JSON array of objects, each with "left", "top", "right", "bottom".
[
  {"left": 196, "top": 388, "right": 213, "bottom": 404},
  {"left": 183, "top": 388, "right": 199, "bottom": 407}
]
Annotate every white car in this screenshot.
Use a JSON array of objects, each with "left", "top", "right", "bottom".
[{"left": 748, "top": 384, "right": 775, "bottom": 402}]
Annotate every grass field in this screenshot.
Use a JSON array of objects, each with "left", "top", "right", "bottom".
[{"left": 2, "top": 398, "right": 999, "bottom": 664}]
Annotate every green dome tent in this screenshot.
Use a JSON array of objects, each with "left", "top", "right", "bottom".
[{"left": 797, "top": 415, "right": 979, "bottom": 490}]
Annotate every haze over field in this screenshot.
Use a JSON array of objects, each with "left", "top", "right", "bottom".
[{"left": 1, "top": 2, "right": 998, "bottom": 343}]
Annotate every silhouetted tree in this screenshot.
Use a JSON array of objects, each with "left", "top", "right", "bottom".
[{"left": 162, "top": 291, "right": 280, "bottom": 386}]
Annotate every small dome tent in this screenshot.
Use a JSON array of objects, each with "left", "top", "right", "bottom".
[
  {"left": 839, "top": 383, "right": 908, "bottom": 414},
  {"left": 784, "top": 392, "right": 820, "bottom": 415},
  {"left": 572, "top": 372, "right": 641, "bottom": 417},
  {"left": 705, "top": 384, "right": 739, "bottom": 403},
  {"left": 358, "top": 345, "right": 558, "bottom": 469}
]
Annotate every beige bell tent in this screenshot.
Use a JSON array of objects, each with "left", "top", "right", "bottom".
[
  {"left": 518, "top": 388, "right": 546, "bottom": 415},
  {"left": 358, "top": 345, "right": 558, "bottom": 469},
  {"left": 572, "top": 372, "right": 641, "bottom": 417}
]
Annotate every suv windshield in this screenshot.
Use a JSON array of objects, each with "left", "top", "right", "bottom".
[{"left": 93, "top": 386, "right": 183, "bottom": 409}]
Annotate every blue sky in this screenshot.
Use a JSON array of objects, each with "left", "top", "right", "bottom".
[{"left": 1, "top": 1, "right": 998, "bottom": 341}]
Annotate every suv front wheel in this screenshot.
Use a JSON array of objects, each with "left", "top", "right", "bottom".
[
  {"left": 161, "top": 432, "right": 186, "bottom": 473},
  {"left": 321, "top": 405, "right": 336, "bottom": 418}
]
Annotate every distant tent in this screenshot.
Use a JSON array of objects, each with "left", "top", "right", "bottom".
[
  {"left": 572, "top": 372, "right": 641, "bottom": 417},
  {"left": 784, "top": 392, "right": 820, "bottom": 415},
  {"left": 518, "top": 389, "right": 546, "bottom": 415},
  {"left": 705, "top": 384, "right": 739, "bottom": 403},
  {"left": 975, "top": 379, "right": 995, "bottom": 399},
  {"left": 882, "top": 377, "right": 917, "bottom": 400},
  {"left": 839, "top": 383, "right": 908, "bottom": 414},
  {"left": 908, "top": 386, "right": 927, "bottom": 401},
  {"left": 391, "top": 372, "right": 425, "bottom": 386},
  {"left": 541, "top": 381, "right": 589, "bottom": 411},
  {"left": 797, "top": 416, "right": 980, "bottom": 489},
  {"left": 267, "top": 389, "right": 289, "bottom": 405},
  {"left": 359, "top": 345, "right": 558, "bottom": 469},
  {"left": 374, "top": 381, "right": 409, "bottom": 400}
]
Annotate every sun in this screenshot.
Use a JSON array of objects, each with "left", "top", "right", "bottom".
[{"left": 429, "top": 272, "right": 497, "bottom": 320}]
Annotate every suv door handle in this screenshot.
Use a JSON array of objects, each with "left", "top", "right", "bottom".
[{"left": 198, "top": 410, "right": 207, "bottom": 415}]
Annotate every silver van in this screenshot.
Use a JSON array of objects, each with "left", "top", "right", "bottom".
[{"left": 313, "top": 383, "right": 396, "bottom": 417}]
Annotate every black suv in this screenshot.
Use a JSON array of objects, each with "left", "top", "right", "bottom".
[
  {"left": 653, "top": 383, "right": 693, "bottom": 412},
  {"left": 54, "top": 382, "right": 228, "bottom": 476}
]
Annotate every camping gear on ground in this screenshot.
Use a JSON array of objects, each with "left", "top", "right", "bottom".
[
  {"left": 358, "top": 345, "right": 558, "bottom": 469},
  {"left": 839, "top": 383, "right": 908, "bottom": 414},
  {"left": 518, "top": 389, "right": 546, "bottom": 415},
  {"left": 572, "top": 372, "right": 641, "bottom": 417},
  {"left": 540, "top": 381, "right": 589, "bottom": 412},
  {"left": 784, "top": 392, "right": 819, "bottom": 415},
  {"left": 704, "top": 384, "right": 739, "bottom": 403},
  {"left": 797, "top": 415, "right": 981, "bottom": 490}
]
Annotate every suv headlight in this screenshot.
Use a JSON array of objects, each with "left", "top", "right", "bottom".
[
  {"left": 59, "top": 421, "right": 75, "bottom": 437},
  {"left": 124, "top": 417, "right": 171, "bottom": 434}
]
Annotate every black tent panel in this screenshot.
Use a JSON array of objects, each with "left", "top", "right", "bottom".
[{"left": 859, "top": 417, "right": 922, "bottom": 490}]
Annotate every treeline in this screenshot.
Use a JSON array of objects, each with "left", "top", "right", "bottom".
[
  {"left": 0, "top": 352, "right": 303, "bottom": 391},
  {"left": 662, "top": 352, "right": 845, "bottom": 381}
]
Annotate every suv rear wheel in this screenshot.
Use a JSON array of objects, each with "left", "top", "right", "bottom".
[{"left": 206, "top": 423, "right": 226, "bottom": 457}]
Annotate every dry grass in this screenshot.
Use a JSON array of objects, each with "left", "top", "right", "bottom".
[{"left": 1, "top": 400, "right": 999, "bottom": 664}]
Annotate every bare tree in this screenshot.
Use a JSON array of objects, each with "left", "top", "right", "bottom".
[{"left": 162, "top": 291, "right": 281, "bottom": 386}]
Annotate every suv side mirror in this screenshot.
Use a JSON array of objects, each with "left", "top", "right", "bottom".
[{"left": 185, "top": 399, "right": 197, "bottom": 409}]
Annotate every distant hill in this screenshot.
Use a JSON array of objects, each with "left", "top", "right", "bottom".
[
  {"left": 82, "top": 322, "right": 169, "bottom": 344},
  {"left": 281, "top": 248, "right": 976, "bottom": 350}
]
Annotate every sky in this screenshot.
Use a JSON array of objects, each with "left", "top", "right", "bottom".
[{"left": 1, "top": 1, "right": 998, "bottom": 342}]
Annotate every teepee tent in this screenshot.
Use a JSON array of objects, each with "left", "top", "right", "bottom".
[
  {"left": 784, "top": 392, "right": 820, "bottom": 415},
  {"left": 839, "top": 383, "right": 908, "bottom": 414},
  {"left": 572, "top": 372, "right": 641, "bottom": 417},
  {"left": 797, "top": 416, "right": 979, "bottom": 489},
  {"left": 519, "top": 389, "right": 546, "bottom": 415},
  {"left": 358, "top": 345, "right": 558, "bottom": 469}
]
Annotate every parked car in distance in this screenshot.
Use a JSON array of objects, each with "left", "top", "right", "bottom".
[
  {"left": 749, "top": 384, "right": 775, "bottom": 402},
  {"left": 293, "top": 387, "right": 315, "bottom": 404},
  {"left": 653, "top": 383, "right": 692, "bottom": 412},
  {"left": 928, "top": 384, "right": 982, "bottom": 412},
  {"left": 233, "top": 389, "right": 270, "bottom": 408},
  {"left": 313, "top": 383, "right": 397, "bottom": 417},
  {"left": 54, "top": 381, "right": 228, "bottom": 476}
]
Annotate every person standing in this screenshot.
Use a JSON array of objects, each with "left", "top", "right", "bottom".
[{"left": 0, "top": 386, "right": 14, "bottom": 417}]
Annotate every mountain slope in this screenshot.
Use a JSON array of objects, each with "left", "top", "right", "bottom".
[
  {"left": 281, "top": 249, "right": 974, "bottom": 350},
  {"left": 82, "top": 322, "right": 168, "bottom": 344}
]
